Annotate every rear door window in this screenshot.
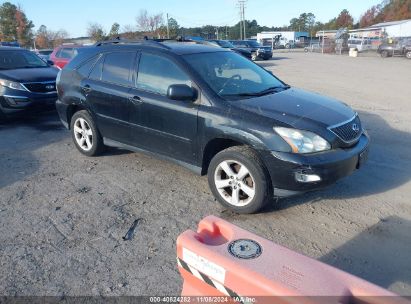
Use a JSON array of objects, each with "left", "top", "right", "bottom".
[{"left": 101, "top": 52, "right": 135, "bottom": 86}]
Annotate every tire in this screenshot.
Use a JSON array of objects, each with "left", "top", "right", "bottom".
[
  {"left": 406, "top": 51, "right": 411, "bottom": 59},
  {"left": 251, "top": 53, "right": 257, "bottom": 61},
  {"left": 70, "top": 110, "right": 105, "bottom": 156},
  {"left": 207, "top": 146, "right": 271, "bottom": 214},
  {"left": 381, "top": 50, "right": 389, "bottom": 58}
]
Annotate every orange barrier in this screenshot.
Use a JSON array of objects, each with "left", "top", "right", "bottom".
[{"left": 176, "top": 216, "right": 409, "bottom": 304}]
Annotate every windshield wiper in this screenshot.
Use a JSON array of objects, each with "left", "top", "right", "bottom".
[{"left": 229, "top": 85, "right": 290, "bottom": 97}]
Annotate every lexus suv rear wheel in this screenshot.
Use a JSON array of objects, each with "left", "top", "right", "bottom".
[{"left": 70, "top": 110, "right": 104, "bottom": 156}]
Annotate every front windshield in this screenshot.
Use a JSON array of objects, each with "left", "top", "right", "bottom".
[
  {"left": 0, "top": 50, "right": 48, "bottom": 70},
  {"left": 184, "top": 51, "right": 287, "bottom": 99},
  {"left": 217, "top": 40, "right": 235, "bottom": 48}
]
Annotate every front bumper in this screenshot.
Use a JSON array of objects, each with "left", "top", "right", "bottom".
[
  {"left": 260, "top": 133, "right": 370, "bottom": 197},
  {"left": 0, "top": 92, "right": 57, "bottom": 115}
]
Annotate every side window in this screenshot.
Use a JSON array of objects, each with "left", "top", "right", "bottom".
[
  {"left": 77, "top": 55, "right": 100, "bottom": 78},
  {"left": 59, "top": 48, "right": 74, "bottom": 59},
  {"left": 89, "top": 56, "right": 104, "bottom": 80},
  {"left": 136, "top": 53, "right": 191, "bottom": 95},
  {"left": 101, "top": 52, "right": 135, "bottom": 86}
]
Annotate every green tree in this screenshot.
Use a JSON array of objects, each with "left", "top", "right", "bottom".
[
  {"left": 335, "top": 9, "right": 354, "bottom": 29},
  {"left": 87, "top": 23, "right": 106, "bottom": 42},
  {"left": 0, "top": 2, "right": 34, "bottom": 46},
  {"left": 168, "top": 17, "right": 179, "bottom": 38},
  {"left": 109, "top": 22, "right": 120, "bottom": 38}
]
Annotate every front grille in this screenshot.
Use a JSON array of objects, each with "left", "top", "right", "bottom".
[
  {"left": 23, "top": 82, "right": 56, "bottom": 93},
  {"left": 329, "top": 115, "right": 362, "bottom": 143}
]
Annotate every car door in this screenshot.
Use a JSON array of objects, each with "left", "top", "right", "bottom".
[
  {"left": 128, "top": 51, "right": 198, "bottom": 163},
  {"left": 82, "top": 51, "right": 136, "bottom": 144}
]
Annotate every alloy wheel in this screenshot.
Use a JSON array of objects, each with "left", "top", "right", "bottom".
[
  {"left": 214, "top": 160, "right": 256, "bottom": 207},
  {"left": 73, "top": 118, "right": 93, "bottom": 151}
]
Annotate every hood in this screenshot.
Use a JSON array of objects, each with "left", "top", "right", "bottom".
[
  {"left": 233, "top": 88, "right": 355, "bottom": 129},
  {"left": 232, "top": 47, "right": 251, "bottom": 54},
  {"left": 0, "top": 67, "right": 59, "bottom": 83}
]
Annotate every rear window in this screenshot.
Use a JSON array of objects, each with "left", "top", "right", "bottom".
[{"left": 76, "top": 55, "right": 100, "bottom": 78}]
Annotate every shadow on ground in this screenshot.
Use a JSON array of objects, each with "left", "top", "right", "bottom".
[
  {"left": 0, "top": 110, "right": 66, "bottom": 189},
  {"left": 320, "top": 216, "right": 411, "bottom": 293}
]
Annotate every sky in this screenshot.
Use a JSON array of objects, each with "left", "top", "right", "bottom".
[{"left": 9, "top": 0, "right": 379, "bottom": 37}]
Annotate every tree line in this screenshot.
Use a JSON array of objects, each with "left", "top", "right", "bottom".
[{"left": 0, "top": 0, "right": 410, "bottom": 48}]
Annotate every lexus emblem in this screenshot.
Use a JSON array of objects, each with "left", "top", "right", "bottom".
[{"left": 352, "top": 123, "right": 360, "bottom": 132}]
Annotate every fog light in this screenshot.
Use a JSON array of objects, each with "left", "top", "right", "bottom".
[
  {"left": 295, "top": 172, "right": 321, "bottom": 183},
  {"left": 4, "top": 95, "right": 29, "bottom": 106},
  {"left": 4, "top": 96, "right": 17, "bottom": 105}
]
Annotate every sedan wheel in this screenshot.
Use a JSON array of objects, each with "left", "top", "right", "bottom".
[
  {"left": 73, "top": 118, "right": 93, "bottom": 152},
  {"left": 406, "top": 51, "right": 411, "bottom": 59},
  {"left": 214, "top": 160, "right": 255, "bottom": 207}
]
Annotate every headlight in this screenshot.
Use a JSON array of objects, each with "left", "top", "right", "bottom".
[
  {"left": 0, "top": 79, "right": 27, "bottom": 91},
  {"left": 274, "top": 127, "right": 331, "bottom": 153}
]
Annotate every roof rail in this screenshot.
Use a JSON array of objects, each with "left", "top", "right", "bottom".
[{"left": 94, "top": 37, "right": 171, "bottom": 49}]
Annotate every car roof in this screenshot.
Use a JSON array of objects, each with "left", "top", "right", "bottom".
[
  {"left": 0, "top": 47, "right": 27, "bottom": 51},
  {"left": 94, "top": 41, "right": 228, "bottom": 55}
]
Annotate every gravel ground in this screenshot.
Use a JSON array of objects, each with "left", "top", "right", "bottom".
[{"left": 1, "top": 52, "right": 410, "bottom": 297}]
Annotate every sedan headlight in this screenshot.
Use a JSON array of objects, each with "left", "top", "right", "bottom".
[
  {"left": 0, "top": 79, "right": 27, "bottom": 91},
  {"left": 274, "top": 127, "right": 331, "bottom": 153}
]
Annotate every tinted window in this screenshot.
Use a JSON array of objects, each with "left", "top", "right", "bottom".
[
  {"left": 89, "top": 56, "right": 104, "bottom": 80},
  {"left": 136, "top": 53, "right": 191, "bottom": 95},
  {"left": 101, "top": 52, "right": 135, "bottom": 86},
  {"left": 77, "top": 55, "right": 100, "bottom": 78},
  {"left": 0, "top": 50, "right": 48, "bottom": 69},
  {"left": 58, "top": 48, "right": 75, "bottom": 59}
]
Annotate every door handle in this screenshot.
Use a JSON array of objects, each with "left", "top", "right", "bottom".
[
  {"left": 81, "top": 85, "right": 92, "bottom": 93},
  {"left": 129, "top": 96, "right": 142, "bottom": 104}
]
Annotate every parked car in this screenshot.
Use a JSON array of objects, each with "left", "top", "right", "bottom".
[
  {"left": 0, "top": 48, "right": 59, "bottom": 121},
  {"left": 377, "top": 38, "right": 411, "bottom": 59},
  {"left": 56, "top": 40, "right": 369, "bottom": 214},
  {"left": 36, "top": 49, "right": 54, "bottom": 61},
  {"left": 229, "top": 40, "right": 272, "bottom": 60},
  {"left": 50, "top": 44, "right": 84, "bottom": 69},
  {"left": 0, "top": 41, "right": 20, "bottom": 47},
  {"left": 348, "top": 38, "right": 372, "bottom": 52},
  {"left": 206, "top": 40, "right": 252, "bottom": 59}
]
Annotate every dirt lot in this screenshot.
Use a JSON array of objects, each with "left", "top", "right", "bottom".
[{"left": 1, "top": 52, "right": 410, "bottom": 297}]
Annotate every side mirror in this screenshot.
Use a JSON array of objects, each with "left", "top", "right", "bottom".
[
  {"left": 167, "top": 84, "right": 197, "bottom": 102},
  {"left": 47, "top": 60, "right": 54, "bottom": 66}
]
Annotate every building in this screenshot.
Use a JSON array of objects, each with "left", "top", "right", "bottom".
[{"left": 317, "top": 19, "right": 411, "bottom": 40}]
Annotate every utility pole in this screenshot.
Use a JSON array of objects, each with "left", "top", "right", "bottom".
[
  {"left": 215, "top": 27, "right": 219, "bottom": 40},
  {"left": 237, "top": 0, "right": 247, "bottom": 40},
  {"left": 166, "top": 13, "right": 170, "bottom": 39}
]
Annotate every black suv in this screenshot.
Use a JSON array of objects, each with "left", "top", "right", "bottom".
[
  {"left": 230, "top": 40, "right": 272, "bottom": 60},
  {"left": 206, "top": 40, "right": 252, "bottom": 59},
  {"left": 56, "top": 40, "right": 369, "bottom": 213},
  {"left": 0, "top": 47, "right": 58, "bottom": 120}
]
